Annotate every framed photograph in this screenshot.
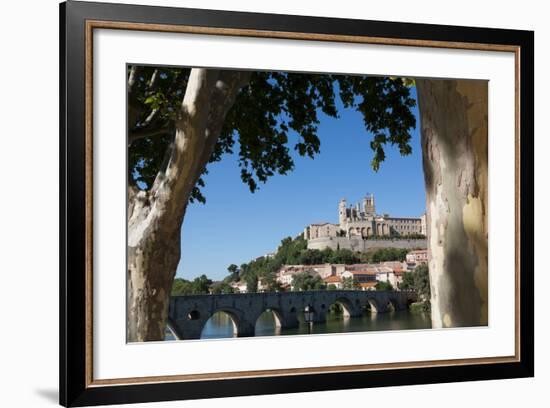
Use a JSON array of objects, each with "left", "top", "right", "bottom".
[{"left": 60, "top": 1, "right": 534, "bottom": 406}]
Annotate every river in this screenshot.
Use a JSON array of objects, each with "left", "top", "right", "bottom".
[{"left": 165, "top": 309, "right": 432, "bottom": 340}]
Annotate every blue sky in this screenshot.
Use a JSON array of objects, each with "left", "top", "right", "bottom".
[{"left": 176, "top": 87, "right": 425, "bottom": 281}]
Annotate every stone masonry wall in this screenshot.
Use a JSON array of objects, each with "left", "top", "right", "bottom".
[{"left": 307, "top": 237, "right": 427, "bottom": 252}]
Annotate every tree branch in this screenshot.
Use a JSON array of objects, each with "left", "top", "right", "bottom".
[
  {"left": 151, "top": 69, "right": 250, "bottom": 223},
  {"left": 199, "top": 70, "right": 251, "bottom": 168},
  {"left": 148, "top": 69, "right": 159, "bottom": 90},
  {"left": 128, "top": 122, "right": 171, "bottom": 145},
  {"left": 128, "top": 66, "right": 140, "bottom": 91},
  {"left": 148, "top": 68, "right": 220, "bottom": 218}
]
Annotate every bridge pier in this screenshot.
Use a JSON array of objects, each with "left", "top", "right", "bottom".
[
  {"left": 312, "top": 311, "right": 327, "bottom": 324},
  {"left": 170, "top": 318, "right": 205, "bottom": 340},
  {"left": 374, "top": 303, "right": 391, "bottom": 313},
  {"left": 236, "top": 322, "right": 255, "bottom": 338},
  {"left": 394, "top": 300, "right": 408, "bottom": 311},
  {"left": 348, "top": 308, "right": 364, "bottom": 318},
  {"left": 279, "top": 313, "right": 299, "bottom": 329}
]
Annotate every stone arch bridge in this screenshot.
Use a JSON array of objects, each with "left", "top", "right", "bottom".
[{"left": 168, "top": 290, "right": 417, "bottom": 340}]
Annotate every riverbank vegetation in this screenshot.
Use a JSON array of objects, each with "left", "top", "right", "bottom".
[
  {"left": 399, "top": 264, "right": 431, "bottom": 312},
  {"left": 375, "top": 281, "right": 394, "bottom": 291}
]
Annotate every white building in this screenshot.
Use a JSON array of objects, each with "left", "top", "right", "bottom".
[
  {"left": 406, "top": 249, "right": 428, "bottom": 270},
  {"left": 230, "top": 281, "right": 248, "bottom": 293}
]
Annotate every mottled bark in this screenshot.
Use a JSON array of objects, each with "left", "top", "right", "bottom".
[
  {"left": 416, "top": 79, "right": 488, "bottom": 328},
  {"left": 127, "top": 69, "right": 250, "bottom": 342}
]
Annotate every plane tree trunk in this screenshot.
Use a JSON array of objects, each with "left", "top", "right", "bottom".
[
  {"left": 126, "top": 69, "right": 250, "bottom": 342},
  {"left": 416, "top": 79, "right": 488, "bottom": 328}
]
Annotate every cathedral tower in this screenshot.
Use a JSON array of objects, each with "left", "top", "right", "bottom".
[
  {"left": 363, "top": 193, "right": 375, "bottom": 215},
  {"left": 338, "top": 198, "right": 347, "bottom": 225}
]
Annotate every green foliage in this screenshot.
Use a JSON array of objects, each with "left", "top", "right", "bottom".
[
  {"left": 128, "top": 67, "right": 416, "bottom": 202},
  {"left": 291, "top": 271, "right": 326, "bottom": 291},
  {"left": 329, "top": 248, "right": 361, "bottom": 264},
  {"left": 128, "top": 67, "right": 189, "bottom": 192},
  {"left": 400, "top": 264, "right": 431, "bottom": 303},
  {"left": 274, "top": 235, "right": 308, "bottom": 265},
  {"left": 375, "top": 281, "right": 394, "bottom": 291},
  {"left": 171, "top": 278, "right": 193, "bottom": 295},
  {"left": 361, "top": 247, "right": 409, "bottom": 263},
  {"left": 171, "top": 274, "right": 212, "bottom": 295},
  {"left": 295, "top": 248, "right": 325, "bottom": 265},
  {"left": 409, "top": 301, "right": 431, "bottom": 313},
  {"left": 341, "top": 276, "right": 359, "bottom": 290},
  {"left": 364, "top": 233, "right": 426, "bottom": 240},
  {"left": 245, "top": 275, "right": 259, "bottom": 293},
  {"left": 210, "top": 281, "right": 236, "bottom": 294},
  {"left": 327, "top": 284, "right": 338, "bottom": 291},
  {"left": 412, "top": 264, "right": 431, "bottom": 301},
  {"left": 261, "top": 273, "right": 285, "bottom": 292},
  {"left": 400, "top": 271, "right": 415, "bottom": 291},
  {"left": 374, "top": 247, "right": 408, "bottom": 262},
  {"left": 226, "top": 264, "right": 240, "bottom": 282}
]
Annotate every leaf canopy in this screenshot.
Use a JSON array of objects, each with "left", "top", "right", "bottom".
[{"left": 128, "top": 66, "right": 416, "bottom": 203}]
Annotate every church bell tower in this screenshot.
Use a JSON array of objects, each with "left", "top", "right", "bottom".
[
  {"left": 338, "top": 198, "right": 347, "bottom": 225},
  {"left": 363, "top": 193, "right": 375, "bottom": 216}
]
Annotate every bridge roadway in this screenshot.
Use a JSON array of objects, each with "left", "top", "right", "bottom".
[{"left": 168, "top": 290, "right": 417, "bottom": 340}]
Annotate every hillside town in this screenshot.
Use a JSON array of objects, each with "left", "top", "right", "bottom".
[{"left": 229, "top": 249, "right": 428, "bottom": 293}]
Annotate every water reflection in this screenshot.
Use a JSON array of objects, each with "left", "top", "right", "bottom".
[
  {"left": 201, "top": 311, "right": 238, "bottom": 339},
  {"left": 255, "top": 310, "right": 282, "bottom": 337},
  {"left": 193, "top": 309, "right": 432, "bottom": 340}
]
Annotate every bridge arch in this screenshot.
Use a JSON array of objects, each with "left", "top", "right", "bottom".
[
  {"left": 165, "top": 318, "right": 180, "bottom": 340},
  {"left": 366, "top": 297, "right": 380, "bottom": 313},
  {"left": 387, "top": 297, "right": 399, "bottom": 312},
  {"left": 254, "top": 308, "right": 283, "bottom": 336},
  {"left": 200, "top": 308, "right": 241, "bottom": 339},
  {"left": 327, "top": 297, "right": 355, "bottom": 318}
]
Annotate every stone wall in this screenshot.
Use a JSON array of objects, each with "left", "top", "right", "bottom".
[{"left": 307, "top": 236, "right": 427, "bottom": 252}]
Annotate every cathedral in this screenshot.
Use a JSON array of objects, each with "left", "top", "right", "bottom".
[{"left": 304, "top": 194, "right": 426, "bottom": 241}]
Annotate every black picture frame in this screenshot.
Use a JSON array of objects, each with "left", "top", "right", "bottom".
[{"left": 60, "top": 1, "right": 534, "bottom": 406}]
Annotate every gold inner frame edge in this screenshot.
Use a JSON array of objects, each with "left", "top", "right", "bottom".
[{"left": 83, "top": 19, "right": 522, "bottom": 388}]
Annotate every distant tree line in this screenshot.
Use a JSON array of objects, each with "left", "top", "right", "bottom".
[{"left": 171, "top": 274, "right": 212, "bottom": 295}]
